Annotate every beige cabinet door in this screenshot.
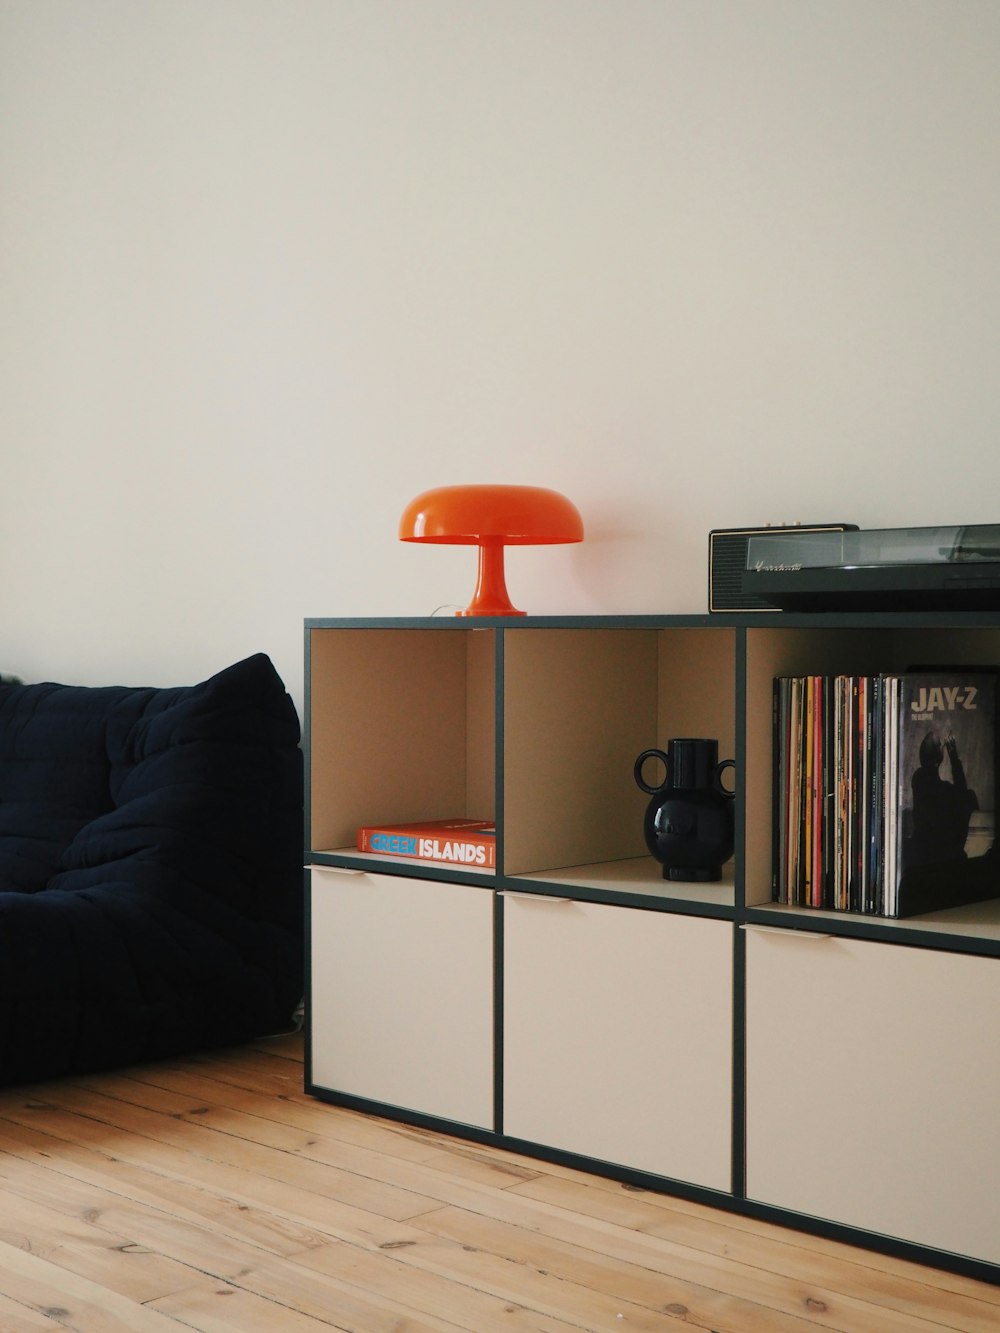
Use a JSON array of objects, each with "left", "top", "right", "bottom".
[
  {"left": 310, "top": 868, "right": 495, "bottom": 1130},
  {"left": 503, "top": 895, "right": 733, "bottom": 1192},
  {"left": 745, "top": 927, "right": 1000, "bottom": 1264}
]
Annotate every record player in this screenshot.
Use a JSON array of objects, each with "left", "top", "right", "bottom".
[{"left": 742, "top": 523, "right": 1000, "bottom": 611}]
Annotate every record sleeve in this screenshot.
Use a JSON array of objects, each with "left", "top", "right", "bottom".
[{"left": 890, "top": 672, "right": 998, "bottom": 917}]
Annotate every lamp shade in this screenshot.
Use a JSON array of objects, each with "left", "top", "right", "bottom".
[
  {"left": 399, "top": 484, "right": 584, "bottom": 616},
  {"left": 400, "top": 484, "right": 584, "bottom": 545}
]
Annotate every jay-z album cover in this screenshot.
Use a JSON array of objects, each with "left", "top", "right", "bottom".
[{"left": 893, "top": 672, "right": 998, "bottom": 917}]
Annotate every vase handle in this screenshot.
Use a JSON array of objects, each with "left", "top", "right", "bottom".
[
  {"left": 713, "top": 758, "right": 736, "bottom": 799},
  {"left": 634, "top": 748, "right": 670, "bottom": 795}
]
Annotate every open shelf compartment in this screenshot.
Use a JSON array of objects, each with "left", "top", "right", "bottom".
[
  {"left": 502, "top": 625, "right": 737, "bottom": 905},
  {"left": 307, "top": 626, "right": 496, "bottom": 868},
  {"left": 744, "top": 622, "right": 1000, "bottom": 938}
]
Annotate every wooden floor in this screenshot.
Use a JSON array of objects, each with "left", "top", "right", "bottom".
[{"left": 0, "top": 1035, "right": 997, "bottom": 1332}]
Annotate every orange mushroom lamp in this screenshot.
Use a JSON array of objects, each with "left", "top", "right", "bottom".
[{"left": 399, "top": 484, "right": 584, "bottom": 616}]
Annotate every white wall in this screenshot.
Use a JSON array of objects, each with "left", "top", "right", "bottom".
[{"left": 3, "top": 1, "right": 999, "bottom": 718}]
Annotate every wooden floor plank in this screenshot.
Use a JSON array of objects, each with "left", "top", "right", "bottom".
[
  {"left": 34, "top": 1083, "right": 556, "bottom": 1222},
  {"left": 0, "top": 1115, "right": 422, "bottom": 1270},
  {"left": 561, "top": 1173, "right": 1000, "bottom": 1310},
  {"left": 79, "top": 1064, "right": 545, "bottom": 1192},
  {"left": 0, "top": 1117, "right": 336, "bottom": 1261},
  {"left": 147, "top": 1278, "right": 386, "bottom": 1333},
  {"left": 0, "top": 1033, "right": 997, "bottom": 1332},
  {"left": 0, "top": 1088, "right": 440, "bottom": 1226},
  {"left": 295, "top": 1234, "right": 713, "bottom": 1333},
  {"left": 416, "top": 1202, "right": 989, "bottom": 1333},
  {"left": 0, "top": 1145, "right": 317, "bottom": 1294},
  {"left": 0, "top": 1181, "right": 208, "bottom": 1306},
  {"left": 177, "top": 1249, "right": 586, "bottom": 1333},
  {"left": 0, "top": 1241, "right": 184, "bottom": 1331},
  {"left": 0, "top": 1287, "right": 70, "bottom": 1331},
  {"left": 509, "top": 1171, "right": 1000, "bottom": 1321}
]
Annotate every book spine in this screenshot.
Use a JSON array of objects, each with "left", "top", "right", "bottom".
[
  {"left": 850, "top": 676, "right": 864, "bottom": 913},
  {"left": 868, "top": 675, "right": 884, "bottom": 916},
  {"left": 772, "top": 678, "right": 784, "bottom": 903},
  {"left": 790, "top": 677, "right": 804, "bottom": 905},
  {"left": 358, "top": 829, "right": 496, "bottom": 868},
  {"left": 803, "top": 676, "right": 815, "bottom": 907}
]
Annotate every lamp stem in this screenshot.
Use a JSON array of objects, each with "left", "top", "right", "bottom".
[{"left": 459, "top": 540, "right": 525, "bottom": 616}]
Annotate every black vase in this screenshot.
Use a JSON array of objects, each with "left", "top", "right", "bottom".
[{"left": 634, "top": 738, "right": 736, "bottom": 881}]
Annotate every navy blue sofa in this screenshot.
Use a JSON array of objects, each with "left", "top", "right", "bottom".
[{"left": 0, "top": 653, "right": 303, "bottom": 1088}]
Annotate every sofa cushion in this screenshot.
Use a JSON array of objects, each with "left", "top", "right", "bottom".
[{"left": 0, "top": 683, "right": 122, "bottom": 892}]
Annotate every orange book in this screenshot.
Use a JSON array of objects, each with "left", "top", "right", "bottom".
[{"left": 356, "top": 818, "right": 496, "bottom": 868}]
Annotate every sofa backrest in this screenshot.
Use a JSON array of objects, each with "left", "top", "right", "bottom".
[{"left": 0, "top": 654, "right": 302, "bottom": 924}]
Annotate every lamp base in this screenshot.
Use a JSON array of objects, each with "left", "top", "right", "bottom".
[{"left": 458, "top": 541, "right": 525, "bottom": 616}]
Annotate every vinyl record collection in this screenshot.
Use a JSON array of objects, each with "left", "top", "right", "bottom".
[{"left": 772, "top": 670, "right": 999, "bottom": 918}]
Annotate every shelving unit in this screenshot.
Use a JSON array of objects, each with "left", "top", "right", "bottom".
[{"left": 304, "top": 612, "right": 1000, "bottom": 1284}]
